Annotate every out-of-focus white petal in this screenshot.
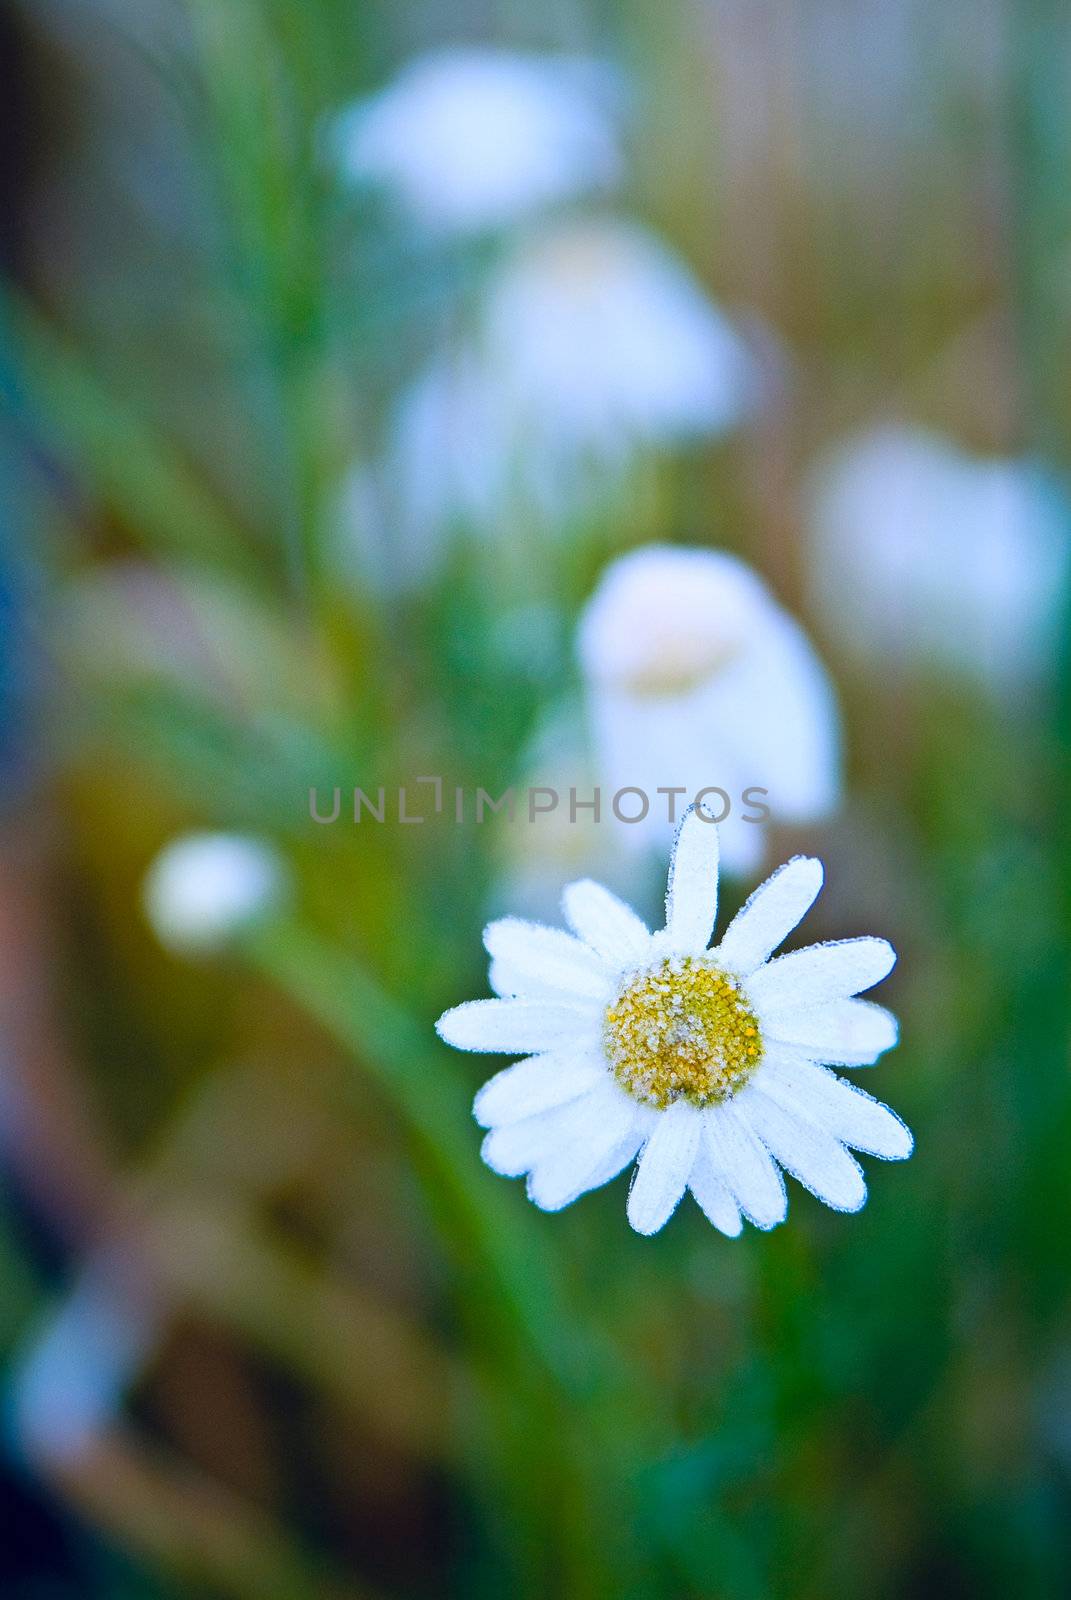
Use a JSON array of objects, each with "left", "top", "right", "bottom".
[
  {"left": 578, "top": 545, "right": 766, "bottom": 694},
  {"left": 764, "top": 998, "right": 898, "bottom": 1065},
  {"left": 576, "top": 544, "right": 841, "bottom": 866},
  {"left": 703, "top": 1103, "right": 787, "bottom": 1229},
  {"left": 385, "top": 228, "right": 759, "bottom": 552},
  {"left": 716, "top": 856, "right": 824, "bottom": 974},
  {"left": 473, "top": 1051, "right": 607, "bottom": 1127},
  {"left": 436, "top": 997, "right": 598, "bottom": 1053},
  {"left": 739, "top": 1087, "right": 867, "bottom": 1212},
  {"left": 663, "top": 804, "right": 720, "bottom": 953},
  {"left": 807, "top": 425, "right": 1071, "bottom": 693},
  {"left": 749, "top": 938, "right": 896, "bottom": 1013},
  {"left": 561, "top": 879, "right": 651, "bottom": 963},
  {"left": 759, "top": 1055, "right": 913, "bottom": 1159},
  {"left": 486, "top": 221, "right": 757, "bottom": 449},
  {"left": 329, "top": 50, "right": 621, "bottom": 233},
  {"left": 697, "top": 610, "right": 841, "bottom": 820},
  {"left": 626, "top": 1102, "right": 701, "bottom": 1235}
]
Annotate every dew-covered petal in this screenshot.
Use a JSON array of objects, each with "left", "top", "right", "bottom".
[
  {"left": 703, "top": 1102, "right": 787, "bottom": 1229},
  {"left": 763, "top": 998, "right": 898, "bottom": 1065},
  {"left": 436, "top": 997, "right": 597, "bottom": 1053},
  {"left": 561, "top": 879, "right": 652, "bottom": 964},
  {"left": 581, "top": 1124, "right": 648, "bottom": 1193},
  {"left": 626, "top": 1101, "right": 701, "bottom": 1235},
  {"left": 488, "top": 958, "right": 546, "bottom": 999},
  {"left": 749, "top": 938, "right": 896, "bottom": 1014},
  {"left": 473, "top": 1051, "right": 607, "bottom": 1128},
  {"left": 526, "top": 1088, "right": 641, "bottom": 1211},
  {"left": 738, "top": 1086, "right": 867, "bottom": 1212},
  {"left": 715, "top": 856, "right": 824, "bottom": 975},
  {"left": 688, "top": 1151, "right": 743, "bottom": 1237},
  {"left": 759, "top": 1055, "right": 913, "bottom": 1159},
  {"left": 480, "top": 1097, "right": 587, "bottom": 1176},
  {"left": 483, "top": 918, "right": 611, "bottom": 1000},
  {"left": 663, "top": 804, "right": 720, "bottom": 954}
]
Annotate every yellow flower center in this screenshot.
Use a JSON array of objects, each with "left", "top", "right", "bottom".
[
  {"left": 604, "top": 955, "right": 763, "bottom": 1110},
  {"left": 612, "top": 634, "right": 743, "bottom": 698}
]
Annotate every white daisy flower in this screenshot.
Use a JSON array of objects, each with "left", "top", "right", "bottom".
[
  {"left": 328, "top": 49, "right": 621, "bottom": 235},
  {"left": 577, "top": 544, "right": 840, "bottom": 874},
  {"left": 380, "top": 220, "right": 760, "bottom": 565},
  {"left": 481, "top": 219, "right": 757, "bottom": 453},
  {"left": 143, "top": 833, "right": 285, "bottom": 955},
  {"left": 436, "top": 805, "right": 910, "bottom": 1236},
  {"left": 806, "top": 425, "right": 1070, "bottom": 693}
]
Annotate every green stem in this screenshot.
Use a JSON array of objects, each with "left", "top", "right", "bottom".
[{"left": 244, "top": 918, "right": 597, "bottom": 1394}]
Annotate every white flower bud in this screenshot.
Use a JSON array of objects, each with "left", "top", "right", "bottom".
[{"left": 143, "top": 833, "right": 284, "bottom": 954}]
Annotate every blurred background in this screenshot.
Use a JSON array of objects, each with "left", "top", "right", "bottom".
[{"left": 3, "top": 1, "right": 1071, "bottom": 1595}]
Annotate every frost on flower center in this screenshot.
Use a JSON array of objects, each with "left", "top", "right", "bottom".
[{"left": 603, "top": 955, "right": 763, "bottom": 1109}]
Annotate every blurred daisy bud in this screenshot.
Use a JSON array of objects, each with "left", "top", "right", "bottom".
[
  {"left": 143, "top": 833, "right": 285, "bottom": 955},
  {"left": 382, "top": 220, "right": 761, "bottom": 559},
  {"left": 483, "top": 219, "right": 757, "bottom": 448},
  {"left": 806, "top": 426, "right": 1070, "bottom": 693},
  {"left": 327, "top": 49, "right": 621, "bottom": 234},
  {"left": 577, "top": 545, "right": 840, "bottom": 874}
]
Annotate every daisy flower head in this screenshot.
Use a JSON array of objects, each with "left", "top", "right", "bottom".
[
  {"left": 578, "top": 544, "right": 840, "bottom": 874},
  {"left": 436, "top": 805, "right": 910, "bottom": 1236},
  {"left": 327, "top": 49, "right": 622, "bottom": 235},
  {"left": 380, "top": 225, "right": 761, "bottom": 565},
  {"left": 480, "top": 218, "right": 759, "bottom": 453},
  {"left": 806, "top": 425, "right": 1070, "bottom": 694}
]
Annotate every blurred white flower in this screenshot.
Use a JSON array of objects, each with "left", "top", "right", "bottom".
[
  {"left": 577, "top": 545, "right": 840, "bottom": 874},
  {"left": 806, "top": 426, "right": 1070, "bottom": 691},
  {"left": 482, "top": 219, "right": 756, "bottom": 449},
  {"left": 437, "top": 804, "right": 909, "bottom": 1236},
  {"left": 378, "top": 220, "right": 759, "bottom": 567},
  {"left": 329, "top": 49, "right": 621, "bottom": 233},
  {"left": 143, "top": 833, "right": 285, "bottom": 954}
]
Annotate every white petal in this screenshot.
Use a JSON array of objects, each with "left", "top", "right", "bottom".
[
  {"left": 699, "top": 604, "right": 840, "bottom": 820},
  {"left": 759, "top": 1055, "right": 913, "bottom": 1159},
  {"left": 703, "top": 1103, "right": 787, "bottom": 1229},
  {"left": 749, "top": 937, "right": 896, "bottom": 1013},
  {"left": 663, "top": 803, "right": 720, "bottom": 953},
  {"left": 561, "top": 878, "right": 652, "bottom": 963},
  {"left": 715, "top": 856, "right": 824, "bottom": 975},
  {"left": 764, "top": 999, "right": 898, "bottom": 1065},
  {"left": 739, "top": 1087, "right": 867, "bottom": 1212},
  {"left": 473, "top": 1051, "right": 607, "bottom": 1127},
  {"left": 480, "top": 1098, "right": 584, "bottom": 1176},
  {"left": 488, "top": 957, "right": 544, "bottom": 998},
  {"left": 580, "top": 1125, "right": 648, "bottom": 1192},
  {"left": 436, "top": 997, "right": 597, "bottom": 1053},
  {"left": 626, "top": 1101, "right": 701, "bottom": 1235},
  {"left": 526, "top": 1090, "right": 641, "bottom": 1211},
  {"left": 688, "top": 1152, "right": 743, "bottom": 1236},
  {"left": 483, "top": 918, "right": 611, "bottom": 1000}
]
